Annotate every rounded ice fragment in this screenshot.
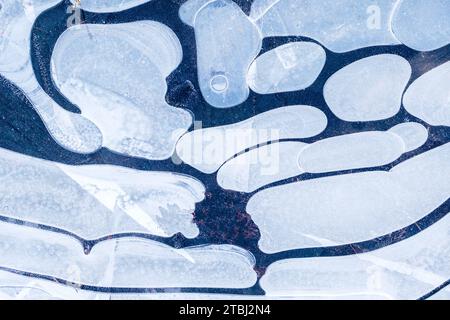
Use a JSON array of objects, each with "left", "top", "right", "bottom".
[
  {"left": 392, "top": 0, "right": 450, "bottom": 52},
  {"left": 247, "top": 42, "right": 326, "bottom": 94},
  {"left": 324, "top": 54, "right": 411, "bottom": 122},
  {"left": 0, "top": 0, "right": 102, "bottom": 153},
  {"left": 403, "top": 61, "right": 450, "bottom": 127},
  {"left": 192, "top": 0, "right": 262, "bottom": 108},
  {"left": 51, "top": 21, "right": 192, "bottom": 160}
]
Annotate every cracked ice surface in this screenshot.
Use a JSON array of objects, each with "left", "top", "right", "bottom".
[
  {"left": 403, "top": 61, "right": 450, "bottom": 127},
  {"left": 247, "top": 42, "right": 326, "bottom": 94},
  {"left": 0, "top": 148, "right": 205, "bottom": 239},
  {"left": 0, "top": 222, "right": 257, "bottom": 288},
  {"left": 250, "top": 0, "right": 401, "bottom": 53},
  {"left": 69, "top": 0, "right": 152, "bottom": 12},
  {"left": 190, "top": 0, "right": 262, "bottom": 108},
  {"left": 260, "top": 212, "right": 450, "bottom": 300},
  {"left": 176, "top": 105, "right": 327, "bottom": 173},
  {"left": 0, "top": 0, "right": 102, "bottom": 153},
  {"left": 218, "top": 123, "right": 428, "bottom": 193},
  {"left": 51, "top": 22, "right": 192, "bottom": 160},
  {"left": 247, "top": 143, "right": 450, "bottom": 253},
  {"left": 324, "top": 54, "right": 411, "bottom": 122},
  {"left": 392, "top": 0, "right": 450, "bottom": 52}
]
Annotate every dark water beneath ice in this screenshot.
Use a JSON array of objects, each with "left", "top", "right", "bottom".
[{"left": 0, "top": 0, "right": 449, "bottom": 297}]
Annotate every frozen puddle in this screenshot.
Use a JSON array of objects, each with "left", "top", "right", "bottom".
[
  {"left": 218, "top": 123, "right": 428, "bottom": 193},
  {"left": 260, "top": 212, "right": 450, "bottom": 300},
  {"left": 51, "top": 22, "right": 192, "bottom": 160},
  {"left": 0, "top": 148, "right": 205, "bottom": 239},
  {"left": 247, "top": 42, "right": 326, "bottom": 94},
  {"left": 69, "top": 0, "right": 152, "bottom": 12},
  {"left": 188, "top": 0, "right": 262, "bottom": 108},
  {"left": 0, "top": 0, "right": 102, "bottom": 153},
  {"left": 176, "top": 105, "right": 328, "bottom": 173},
  {"left": 324, "top": 54, "right": 411, "bottom": 122},
  {"left": 0, "top": 222, "right": 257, "bottom": 288},
  {"left": 250, "top": 0, "right": 400, "bottom": 53},
  {"left": 392, "top": 0, "right": 450, "bottom": 51},
  {"left": 247, "top": 143, "right": 450, "bottom": 253},
  {"left": 403, "top": 61, "right": 450, "bottom": 127}
]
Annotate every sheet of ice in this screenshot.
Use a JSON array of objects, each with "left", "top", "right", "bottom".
[
  {"left": 260, "top": 212, "right": 450, "bottom": 300},
  {"left": 192, "top": 0, "right": 262, "bottom": 108},
  {"left": 0, "top": 147, "right": 205, "bottom": 239},
  {"left": 247, "top": 143, "right": 450, "bottom": 253},
  {"left": 176, "top": 105, "right": 327, "bottom": 173},
  {"left": 403, "top": 61, "right": 450, "bottom": 127},
  {"left": 51, "top": 22, "right": 191, "bottom": 160},
  {"left": 392, "top": 0, "right": 450, "bottom": 51},
  {"left": 69, "top": 0, "right": 151, "bottom": 12},
  {"left": 0, "top": 271, "right": 268, "bottom": 299},
  {"left": 0, "top": 222, "right": 257, "bottom": 288},
  {"left": 250, "top": 0, "right": 401, "bottom": 53},
  {"left": 0, "top": 0, "right": 102, "bottom": 153},
  {"left": 247, "top": 42, "right": 326, "bottom": 94},
  {"left": 218, "top": 123, "right": 427, "bottom": 192},
  {"left": 324, "top": 54, "right": 411, "bottom": 122}
]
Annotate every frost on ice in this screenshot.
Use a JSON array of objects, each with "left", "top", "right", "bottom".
[
  {"left": 260, "top": 212, "right": 450, "bottom": 300},
  {"left": 218, "top": 123, "right": 428, "bottom": 192},
  {"left": 0, "top": 148, "right": 205, "bottom": 239},
  {"left": 0, "top": 0, "right": 102, "bottom": 153},
  {"left": 324, "top": 54, "right": 411, "bottom": 122},
  {"left": 0, "top": 222, "right": 257, "bottom": 288},
  {"left": 247, "top": 143, "right": 450, "bottom": 253},
  {"left": 403, "top": 61, "right": 450, "bottom": 127},
  {"left": 250, "top": 0, "right": 400, "bottom": 53},
  {"left": 247, "top": 42, "right": 326, "bottom": 94},
  {"left": 176, "top": 105, "right": 327, "bottom": 173},
  {"left": 188, "top": 0, "right": 262, "bottom": 108},
  {"left": 51, "top": 22, "right": 192, "bottom": 160},
  {"left": 69, "top": 0, "right": 152, "bottom": 12},
  {"left": 392, "top": 0, "right": 450, "bottom": 52}
]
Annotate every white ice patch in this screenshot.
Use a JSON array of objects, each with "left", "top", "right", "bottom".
[
  {"left": 179, "top": 0, "right": 214, "bottom": 26},
  {"left": 250, "top": 0, "right": 401, "bottom": 53},
  {"left": 247, "top": 143, "right": 450, "bottom": 253},
  {"left": 69, "top": 0, "right": 151, "bottom": 12},
  {"left": 392, "top": 0, "right": 450, "bottom": 52},
  {"left": 324, "top": 54, "right": 411, "bottom": 122},
  {"left": 260, "top": 212, "right": 450, "bottom": 300},
  {"left": 176, "top": 105, "right": 327, "bottom": 173},
  {"left": 0, "top": 147, "right": 205, "bottom": 239},
  {"left": 247, "top": 42, "right": 326, "bottom": 94},
  {"left": 403, "top": 61, "right": 450, "bottom": 127},
  {"left": 191, "top": 0, "right": 262, "bottom": 108},
  {"left": 51, "top": 22, "right": 192, "bottom": 160},
  {"left": 217, "top": 123, "right": 427, "bottom": 192},
  {"left": 0, "top": 0, "right": 102, "bottom": 153},
  {"left": 0, "top": 222, "right": 257, "bottom": 288}
]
